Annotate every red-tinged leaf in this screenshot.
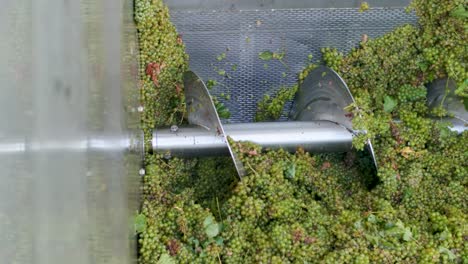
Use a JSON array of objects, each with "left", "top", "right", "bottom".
[{"left": 321, "top": 161, "right": 331, "bottom": 170}]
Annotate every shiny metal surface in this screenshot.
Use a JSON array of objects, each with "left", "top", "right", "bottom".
[
  {"left": 184, "top": 71, "right": 246, "bottom": 176},
  {"left": 427, "top": 78, "right": 468, "bottom": 133},
  {"left": 0, "top": 0, "right": 141, "bottom": 263},
  {"left": 225, "top": 121, "right": 353, "bottom": 152},
  {"left": 153, "top": 121, "right": 353, "bottom": 156},
  {"left": 291, "top": 66, "right": 378, "bottom": 168},
  {"left": 290, "top": 66, "right": 355, "bottom": 130},
  {"left": 153, "top": 126, "right": 227, "bottom": 157}
]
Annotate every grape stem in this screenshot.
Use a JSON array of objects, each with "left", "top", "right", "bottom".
[
  {"left": 439, "top": 77, "right": 450, "bottom": 109},
  {"left": 216, "top": 196, "right": 223, "bottom": 220},
  {"left": 246, "top": 161, "right": 260, "bottom": 177}
]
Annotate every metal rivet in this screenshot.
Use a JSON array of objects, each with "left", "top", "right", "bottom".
[
  {"left": 170, "top": 125, "right": 179, "bottom": 133},
  {"left": 139, "top": 168, "right": 145, "bottom": 176}
]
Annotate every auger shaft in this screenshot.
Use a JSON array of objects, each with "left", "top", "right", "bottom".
[{"left": 152, "top": 121, "right": 354, "bottom": 157}]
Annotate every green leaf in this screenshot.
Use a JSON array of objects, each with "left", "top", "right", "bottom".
[
  {"left": 205, "top": 223, "right": 220, "bottom": 238},
  {"left": 463, "top": 98, "right": 468, "bottom": 111},
  {"left": 439, "top": 247, "right": 456, "bottom": 260},
  {"left": 437, "top": 121, "right": 453, "bottom": 139},
  {"left": 284, "top": 162, "right": 296, "bottom": 179},
  {"left": 259, "top": 51, "right": 274, "bottom": 61},
  {"left": 439, "top": 229, "right": 450, "bottom": 241},
  {"left": 367, "top": 214, "right": 377, "bottom": 224},
  {"left": 417, "top": 61, "right": 428, "bottom": 72},
  {"left": 215, "top": 237, "right": 224, "bottom": 246},
  {"left": 385, "top": 227, "right": 402, "bottom": 236},
  {"left": 354, "top": 220, "right": 363, "bottom": 230},
  {"left": 395, "top": 220, "right": 405, "bottom": 229},
  {"left": 188, "top": 237, "right": 200, "bottom": 247},
  {"left": 380, "top": 240, "right": 394, "bottom": 249},
  {"left": 231, "top": 64, "right": 238, "bottom": 71},
  {"left": 203, "top": 216, "right": 214, "bottom": 228},
  {"left": 364, "top": 233, "right": 379, "bottom": 245},
  {"left": 384, "top": 96, "right": 397, "bottom": 113},
  {"left": 450, "top": 5, "right": 468, "bottom": 18},
  {"left": 218, "top": 69, "right": 226, "bottom": 76},
  {"left": 157, "top": 253, "right": 175, "bottom": 264},
  {"left": 403, "top": 228, "right": 412, "bottom": 241},
  {"left": 202, "top": 240, "right": 211, "bottom": 248},
  {"left": 134, "top": 213, "right": 146, "bottom": 234}
]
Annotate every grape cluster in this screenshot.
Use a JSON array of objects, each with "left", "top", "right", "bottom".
[
  {"left": 135, "top": 0, "right": 189, "bottom": 150},
  {"left": 255, "top": 85, "right": 298, "bottom": 122},
  {"left": 321, "top": 47, "right": 343, "bottom": 71},
  {"left": 398, "top": 84, "right": 427, "bottom": 103}
]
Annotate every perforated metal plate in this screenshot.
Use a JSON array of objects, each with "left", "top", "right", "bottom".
[{"left": 169, "top": 7, "right": 417, "bottom": 123}]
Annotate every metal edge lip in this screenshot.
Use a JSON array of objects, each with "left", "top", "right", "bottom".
[
  {"left": 183, "top": 70, "right": 246, "bottom": 178},
  {"left": 327, "top": 66, "right": 379, "bottom": 169},
  {"left": 291, "top": 65, "right": 378, "bottom": 169}
]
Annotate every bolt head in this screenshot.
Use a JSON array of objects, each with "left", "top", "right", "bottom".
[{"left": 170, "top": 125, "right": 179, "bottom": 133}]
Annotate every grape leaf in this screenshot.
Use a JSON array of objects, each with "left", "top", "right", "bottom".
[
  {"left": 417, "top": 61, "right": 428, "bottom": 72},
  {"left": 215, "top": 237, "right": 224, "bottom": 246},
  {"left": 395, "top": 220, "right": 405, "bottom": 229},
  {"left": 403, "top": 228, "right": 412, "bottom": 241},
  {"left": 354, "top": 220, "right": 363, "bottom": 230},
  {"left": 367, "top": 214, "right": 377, "bottom": 224},
  {"left": 450, "top": 5, "right": 468, "bottom": 18},
  {"left": 259, "top": 51, "right": 273, "bottom": 61},
  {"left": 203, "top": 216, "right": 214, "bottom": 228},
  {"left": 385, "top": 227, "right": 402, "bottom": 236},
  {"left": 364, "top": 234, "right": 379, "bottom": 245},
  {"left": 188, "top": 237, "right": 200, "bottom": 248},
  {"left": 284, "top": 162, "right": 296, "bottom": 179},
  {"left": 134, "top": 213, "right": 146, "bottom": 234},
  {"left": 439, "top": 247, "right": 456, "bottom": 260},
  {"left": 157, "top": 253, "right": 175, "bottom": 264},
  {"left": 437, "top": 121, "right": 453, "bottom": 139},
  {"left": 384, "top": 96, "right": 397, "bottom": 112},
  {"left": 439, "top": 229, "right": 450, "bottom": 241},
  {"left": 205, "top": 223, "right": 220, "bottom": 238}
]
